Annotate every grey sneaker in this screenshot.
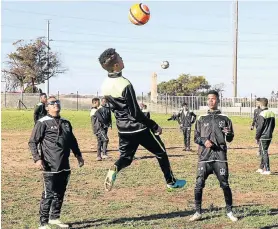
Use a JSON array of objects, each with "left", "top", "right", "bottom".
[{"left": 189, "top": 212, "right": 202, "bottom": 221}]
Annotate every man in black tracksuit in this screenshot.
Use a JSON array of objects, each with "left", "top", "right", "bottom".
[
  {"left": 255, "top": 98, "right": 275, "bottom": 175},
  {"left": 140, "top": 103, "right": 150, "bottom": 118},
  {"left": 189, "top": 90, "right": 238, "bottom": 222},
  {"left": 29, "top": 96, "right": 84, "bottom": 229},
  {"left": 34, "top": 93, "right": 48, "bottom": 124},
  {"left": 177, "top": 103, "right": 196, "bottom": 151},
  {"left": 251, "top": 97, "right": 262, "bottom": 130},
  {"left": 98, "top": 48, "right": 186, "bottom": 191},
  {"left": 90, "top": 97, "right": 112, "bottom": 160}
]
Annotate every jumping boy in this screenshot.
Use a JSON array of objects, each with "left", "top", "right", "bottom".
[{"left": 98, "top": 48, "right": 186, "bottom": 191}]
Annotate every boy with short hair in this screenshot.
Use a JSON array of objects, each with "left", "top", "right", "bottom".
[{"left": 98, "top": 48, "right": 186, "bottom": 191}]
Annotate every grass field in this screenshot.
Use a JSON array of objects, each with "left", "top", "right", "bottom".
[{"left": 1, "top": 110, "right": 278, "bottom": 229}]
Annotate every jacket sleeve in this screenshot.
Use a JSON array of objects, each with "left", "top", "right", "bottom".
[
  {"left": 191, "top": 112, "right": 197, "bottom": 124},
  {"left": 28, "top": 121, "right": 46, "bottom": 162},
  {"left": 194, "top": 117, "right": 207, "bottom": 146},
  {"left": 33, "top": 104, "right": 41, "bottom": 123},
  {"left": 256, "top": 115, "right": 265, "bottom": 140},
  {"left": 225, "top": 118, "right": 234, "bottom": 143},
  {"left": 68, "top": 122, "right": 82, "bottom": 157},
  {"left": 251, "top": 110, "right": 257, "bottom": 127},
  {"left": 123, "top": 84, "right": 158, "bottom": 130}
]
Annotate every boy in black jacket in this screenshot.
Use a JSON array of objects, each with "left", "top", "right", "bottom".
[
  {"left": 90, "top": 98, "right": 111, "bottom": 160},
  {"left": 99, "top": 48, "right": 186, "bottom": 191}
]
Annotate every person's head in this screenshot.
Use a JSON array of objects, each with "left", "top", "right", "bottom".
[
  {"left": 46, "top": 96, "right": 60, "bottom": 116},
  {"left": 140, "top": 103, "right": 144, "bottom": 110},
  {"left": 259, "top": 98, "right": 268, "bottom": 109},
  {"left": 256, "top": 97, "right": 261, "bottom": 108},
  {"left": 207, "top": 90, "right": 219, "bottom": 110},
  {"left": 101, "top": 97, "right": 107, "bottom": 106},
  {"left": 92, "top": 98, "right": 100, "bottom": 108},
  {"left": 98, "top": 48, "right": 124, "bottom": 73},
  {"left": 182, "top": 103, "right": 188, "bottom": 110},
  {"left": 144, "top": 104, "right": 147, "bottom": 109},
  {"left": 40, "top": 93, "right": 47, "bottom": 104}
]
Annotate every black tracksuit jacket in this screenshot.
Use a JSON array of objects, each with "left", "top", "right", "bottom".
[
  {"left": 28, "top": 114, "right": 82, "bottom": 172},
  {"left": 34, "top": 102, "right": 47, "bottom": 123},
  {"left": 255, "top": 108, "right": 276, "bottom": 140},
  {"left": 252, "top": 107, "right": 262, "bottom": 128},
  {"left": 90, "top": 105, "right": 112, "bottom": 134},
  {"left": 177, "top": 109, "right": 197, "bottom": 128},
  {"left": 101, "top": 72, "right": 158, "bottom": 134},
  {"left": 194, "top": 110, "right": 234, "bottom": 162}
]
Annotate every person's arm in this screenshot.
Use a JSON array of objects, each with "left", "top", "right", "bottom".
[
  {"left": 33, "top": 104, "right": 41, "bottom": 123},
  {"left": 123, "top": 84, "right": 158, "bottom": 130},
  {"left": 28, "top": 121, "right": 45, "bottom": 162},
  {"left": 68, "top": 122, "right": 82, "bottom": 158},
  {"left": 194, "top": 118, "right": 207, "bottom": 146},
  {"left": 225, "top": 118, "right": 234, "bottom": 143},
  {"left": 191, "top": 112, "right": 197, "bottom": 124},
  {"left": 256, "top": 115, "right": 265, "bottom": 140},
  {"left": 251, "top": 109, "right": 258, "bottom": 129}
]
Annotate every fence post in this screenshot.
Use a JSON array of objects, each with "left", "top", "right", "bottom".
[
  {"left": 142, "top": 92, "right": 143, "bottom": 104},
  {"left": 57, "top": 91, "right": 60, "bottom": 100},
  {"left": 250, "top": 93, "right": 253, "bottom": 118},
  {"left": 77, "top": 91, "right": 79, "bottom": 111},
  {"left": 166, "top": 93, "right": 168, "bottom": 114}
]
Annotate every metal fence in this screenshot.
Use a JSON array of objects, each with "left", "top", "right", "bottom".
[{"left": 1, "top": 92, "right": 278, "bottom": 117}]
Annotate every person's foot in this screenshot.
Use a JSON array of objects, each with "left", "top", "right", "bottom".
[
  {"left": 49, "top": 219, "right": 69, "bottom": 228},
  {"left": 227, "top": 212, "right": 238, "bottom": 222},
  {"left": 167, "top": 179, "right": 186, "bottom": 190},
  {"left": 189, "top": 212, "right": 202, "bottom": 221},
  {"left": 186, "top": 148, "right": 191, "bottom": 151},
  {"left": 257, "top": 151, "right": 261, "bottom": 157},
  {"left": 261, "top": 171, "right": 271, "bottom": 175},
  {"left": 104, "top": 169, "right": 117, "bottom": 191},
  {"left": 256, "top": 168, "right": 263, "bottom": 173},
  {"left": 96, "top": 156, "right": 102, "bottom": 161},
  {"left": 102, "top": 154, "right": 109, "bottom": 159},
  {"left": 38, "top": 225, "right": 51, "bottom": 229}
]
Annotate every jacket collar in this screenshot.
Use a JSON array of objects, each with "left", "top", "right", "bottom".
[
  {"left": 207, "top": 109, "right": 221, "bottom": 115},
  {"left": 108, "top": 71, "right": 122, "bottom": 78},
  {"left": 47, "top": 114, "right": 61, "bottom": 119}
]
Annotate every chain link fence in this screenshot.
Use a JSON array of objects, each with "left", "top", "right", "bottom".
[{"left": 2, "top": 92, "right": 278, "bottom": 117}]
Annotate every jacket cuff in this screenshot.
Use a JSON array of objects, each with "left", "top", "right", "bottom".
[{"left": 33, "top": 155, "right": 41, "bottom": 163}]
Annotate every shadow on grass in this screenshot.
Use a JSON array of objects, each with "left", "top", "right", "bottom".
[{"left": 68, "top": 204, "right": 278, "bottom": 228}]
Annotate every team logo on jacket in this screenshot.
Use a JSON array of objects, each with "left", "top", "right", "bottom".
[
  {"left": 219, "top": 121, "right": 225, "bottom": 128},
  {"left": 50, "top": 126, "right": 58, "bottom": 130},
  {"left": 220, "top": 168, "right": 226, "bottom": 176},
  {"left": 204, "top": 123, "right": 209, "bottom": 127}
]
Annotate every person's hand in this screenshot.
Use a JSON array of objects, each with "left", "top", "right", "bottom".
[
  {"left": 35, "top": 160, "right": 44, "bottom": 170},
  {"left": 77, "top": 156, "right": 84, "bottom": 167},
  {"left": 155, "top": 125, "right": 162, "bottom": 135},
  {"left": 256, "top": 139, "right": 259, "bottom": 145},
  {"left": 223, "top": 127, "right": 232, "bottom": 136},
  {"left": 204, "top": 140, "right": 213, "bottom": 148}
]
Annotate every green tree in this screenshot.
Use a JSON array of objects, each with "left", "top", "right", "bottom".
[
  {"left": 157, "top": 74, "right": 211, "bottom": 96},
  {"left": 2, "top": 38, "right": 66, "bottom": 92}
]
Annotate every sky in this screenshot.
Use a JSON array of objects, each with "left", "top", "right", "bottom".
[{"left": 1, "top": 1, "right": 278, "bottom": 97}]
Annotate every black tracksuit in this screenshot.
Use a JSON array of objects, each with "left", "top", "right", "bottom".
[
  {"left": 142, "top": 109, "right": 150, "bottom": 119},
  {"left": 101, "top": 72, "right": 176, "bottom": 185},
  {"left": 255, "top": 108, "right": 275, "bottom": 171},
  {"left": 194, "top": 109, "right": 234, "bottom": 213},
  {"left": 28, "top": 114, "right": 82, "bottom": 226},
  {"left": 177, "top": 108, "right": 196, "bottom": 149},
  {"left": 90, "top": 105, "right": 112, "bottom": 157},
  {"left": 252, "top": 107, "right": 262, "bottom": 129},
  {"left": 34, "top": 102, "right": 47, "bottom": 124}
]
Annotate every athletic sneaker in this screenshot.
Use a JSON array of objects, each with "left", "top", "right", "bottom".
[
  {"left": 189, "top": 212, "right": 202, "bottom": 221},
  {"left": 227, "top": 212, "right": 238, "bottom": 222},
  {"left": 261, "top": 171, "right": 271, "bottom": 175},
  {"left": 38, "top": 225, "right": 51, "bottom": 229},
  {"left": 102, "top": 154, "right": 109, "bottom": 159},
  {"left": 167, "top": 179, "right": 186, "bottom": 190},
  {"left": 49, "top": 219, "right": 69, "bottom": 228},
  {"left": 256, "top": 169, "right": 263, "bottom": 173},
  {"left": 104, "top": 169, "right": 117, "bottom": 191}
]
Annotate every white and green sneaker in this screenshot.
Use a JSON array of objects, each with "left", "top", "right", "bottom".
[
  {"left": 49, "top": 219, "right": 69, "bottom": 228},
  {"left": 189, "top": 212, "right": 202, "bottom": 221},
  {"left": 167, "top": 179, "right": 186, "bottom": 190},
  {"left": 104, "top": 169, "right": 117, "bottom": 191},
  {"left": 227, "top": 212, "right": 238, "bottom": 222}
]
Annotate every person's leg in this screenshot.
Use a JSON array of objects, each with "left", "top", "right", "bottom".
[
  {"left": 261, "top": 140, "right": 271, "bottom": 173},
  {"left": 96, "top": 134, "right": 102, "bottom": 160},
  {"left": 49, "top": 171, "right": 71, "bottom": 227},
  {"left": 138, "top": 129, "right": 185, "bottom": 188},
  {"left": 183, "top": 128, "right": 187, "bottom": 150},
  {"left": 186, "top": 127, "right": 191, "bottom": 150},
  {"left": 104, "top": 134, "right": 139, "bottom": 191},
  {"left": 39, "top": 173, "right": 55, "bottom": 226},
  {"left": 100, "top": 128, "right": 109, "bottom": 157},
  {"left": 213, "top": 161, "right": 238, "bottom": 221},
  {"left": 189, "top": 162, "right": 212, "bottom": 221}
]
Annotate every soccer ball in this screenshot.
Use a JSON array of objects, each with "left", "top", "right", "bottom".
[
  {"left": 129, "top": 3, "right": 150, "bottom": 26},
  {"left": 161, "top": 61, "right": 170, "bottom": 69}
]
